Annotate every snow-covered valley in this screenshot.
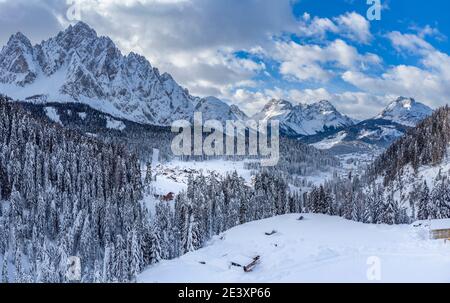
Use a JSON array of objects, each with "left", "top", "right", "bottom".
[
  {"left": 1, "top": 14, "right": 449, "bottom": 286},
  {"left": 139, "top": 214, "right": 450, "bottom": 283}
]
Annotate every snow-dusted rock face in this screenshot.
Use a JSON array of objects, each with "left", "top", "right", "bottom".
[
  {"left": 0, "top": 22, "right": 245, "bottom": 126},
  {"left": 298, "top": 97, "right": 434, "bottom": 155},
  {"left": 253, "top": 99, "right": 355, "bottom": 136},
  {"left": 252, "top": 99, "right": 294, "bottom": 122},
  {"left": 194, "top": 96, "right": 248, "bottom": 122},
  {"left": 0, "top": 33, "right": 38, "bottom": 86},
  {"left": 376, "top": 97, "right": 432, "bottom": 127}
]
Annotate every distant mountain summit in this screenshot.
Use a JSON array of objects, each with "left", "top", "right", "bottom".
[
  {"left": 0, "top": 22, "right": 244, "bottom": 126},
  {"left": 194, "top": 96, "right": 248, "bottom": 122},
  {"left": 300, "top": 97, "right": 433, "bottom": 155},
  {"left": 253, "top": 99, "right": 355, "bottom": 136},
  {"left": 376, "top": 97, "right": 432, "bottom": 127}
]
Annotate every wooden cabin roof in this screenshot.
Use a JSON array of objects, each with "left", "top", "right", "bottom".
[
  {"left": 413, "top": 219, "right": 450, "bottom": 231},
  {"left": 429, "top": 219, "right": 450, "bottom": 231}
]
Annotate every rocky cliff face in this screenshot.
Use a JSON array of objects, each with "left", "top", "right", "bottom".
[
  {"left": 0, "top": 22, "right": 206, "bottom": 125},
  {"left": 253, "top": 99, "right": 355, "bottom": 136}
]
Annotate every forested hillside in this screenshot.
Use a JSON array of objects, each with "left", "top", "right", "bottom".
[
  {"left": 300, "top": 106, "right": 450, "bottom": 225},
  {"left": 368, "top": 106, "right": 450, "bottom": 184},
  {"left": 0, "top": 95, "right": 315, "bottom": 282},
  {"left": 0, "top": 95, "right": 153, "bottom": 282}
]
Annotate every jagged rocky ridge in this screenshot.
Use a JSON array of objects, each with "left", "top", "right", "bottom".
[
  {"left": 0, "top": 22, "right": 434, "bottom": 149},
  {"left": 300, "top": 97, "right": 433, "bottom": 154},
  {"left": 252, "top": 99, "right": 355, "bottom": 137},
  {"left": 0, "top": 22, "right": 201, "bottom": 125}
]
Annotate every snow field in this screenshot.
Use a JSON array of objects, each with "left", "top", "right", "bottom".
[{"left": 139, "top": 214, "right": 450, "bottom": 283}]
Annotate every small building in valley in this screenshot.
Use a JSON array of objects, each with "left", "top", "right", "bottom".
[
  {"left": 413, "top": 219, "right": 450, "bottom": 241},
  {"left": 429, "top": 219, "right": 450, "bottom": 240}
]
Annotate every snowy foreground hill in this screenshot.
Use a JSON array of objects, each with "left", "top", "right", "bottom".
[{"left": 139, "top": 214, "right": 450, "bottom": 283}]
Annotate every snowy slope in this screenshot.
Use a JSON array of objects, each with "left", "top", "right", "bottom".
[
  {"left": 311, "top": 131, "right": 347, "bottom": 150},
  {"left": 302, "top": 119, "right": 410, "bottom": 156},
  {"left": 252, "top": 99, "right": 293, "bottom": 123},
  {"left": 139, "top": 214, "right": 450, "bottom": 283},
  {"left": 376, "top": 97, "right": 432, "bottom": 127},
  {"left": 253, "top": 99, "right": 355, "bottom": 137},
  {"left": 376, "top": 149, "right": 450, "bottom": 214},
  {"left": 0, "top": 22, "right": 246, "bottom": 126}
]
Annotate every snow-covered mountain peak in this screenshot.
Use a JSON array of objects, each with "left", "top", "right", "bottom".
[
  {"left": 0, "top": 22, "right": 250, "bottom": 126},
  {"left": 268, "top": 98, "right": 292, "bottom": 106},
  {"left": 387, "top": 97, "right": 414, "bottom": 111},
  {"left": 253, "top": 99, "right": 355, "bottom": 136},
  {"left": 195, "top": 96, "right": 247, "bottom": 122},
  {"left": 67, "top": 21, "right": 98, "bottom": 38},
  {"left": 266, "top": 99, "right": 294, "bottom": 110},
  {"left": 314, "top": 100, "right": 336, "bottom": 111},
  {"left": 377, "top": 97, "right": 433, "bottom": 127},
  {"left": 0, "top": 32, "right": 37, "bottom": 86},
  {"left": 230, "top": 104, "right": 249, "bottom": 121},
  {"left": 7, "top": 32, "right": 33, "bottom": 50},
  {"left": 253, "top": 99, "right": 293, "bottom": 122}
]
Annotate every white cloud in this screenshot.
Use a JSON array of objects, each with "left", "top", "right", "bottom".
[
  {"left": 342, "top": 30, "right": 450, "bottom": 110},
  {"left": 297, "top": 12, "right": 372, "bottom": 44},
  {"left": 334, "top": 12, "right": 372, "bottom": 44},
  {"left": 266, "top": 39, "right": 381, "bottom": 83},
  {"left": 410, "top": 24, "right": 446, "bottom": 41},
  {"left": 386, "top": 31, "right": 433, "bottom": 54},
  {"left": 297, "top": 13, "right": 339, "bottom": 39},
  {"left": 63, "top": 0, "right": 296, "bottom": 98},
  {"left": 342, "top": 65, "right": 450, "bottom": 109}
]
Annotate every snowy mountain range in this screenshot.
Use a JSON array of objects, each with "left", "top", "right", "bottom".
[
  {"left": 252, "top": 99, "right": 356, "bottom": 137},
  {"left": 301, "top": 97, "right": 433, "bottom": 154},
  {"left": 0, "top": 22, "right": 434, "bottom": 145},
  {"left": 0, "top": 22, "right": 200, "bottom": 125}
]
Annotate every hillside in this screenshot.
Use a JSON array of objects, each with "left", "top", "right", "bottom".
[
  {"left": 369, "top": 106, "right": 450, "bottom": 184},
  {"left": 0, "top": 95, "right": 153, "bottom": 282},
  {"left": 139, "top": 214, "right": 450, "bottom": 283}
]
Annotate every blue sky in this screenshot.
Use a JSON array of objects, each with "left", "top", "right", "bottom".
[
  {"left": 0, "top": 0, "right": 449, "bottom": 119},
  {"left": 292, "top": 0, "right": 450, "bottom": 63}
]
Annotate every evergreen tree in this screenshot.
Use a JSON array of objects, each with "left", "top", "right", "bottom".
[
  {"left": 1, "top": 253, "right": 8, "bottom": 283},
  {"left": 417, "top": 181, "right": 430, "bottom": 220}
]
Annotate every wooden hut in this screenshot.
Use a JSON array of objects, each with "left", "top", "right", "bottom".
[{"left": 429, "top": 219, "right": 450, "bottom": 240}]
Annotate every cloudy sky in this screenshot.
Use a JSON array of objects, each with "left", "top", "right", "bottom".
[{"left": 1, "top": 0, "right": 449, "bottom": 119}]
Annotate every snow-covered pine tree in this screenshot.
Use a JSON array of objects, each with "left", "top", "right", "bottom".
[
  {"left": 128, "top": 227, "right": 143, "bottom": 282},
  {"left": 1, "top": 252, "right": 8, "bottom": 283},
  {"left": 383, "top": 191, "right": 398, "bottom": 225},
  {"left": 417, "top": 181, "right": 430, "bottom": 220}
]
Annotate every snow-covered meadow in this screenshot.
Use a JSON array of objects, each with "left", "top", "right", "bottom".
[{"left": 139, "top": 214, "right": 450, "bottom": 283}]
